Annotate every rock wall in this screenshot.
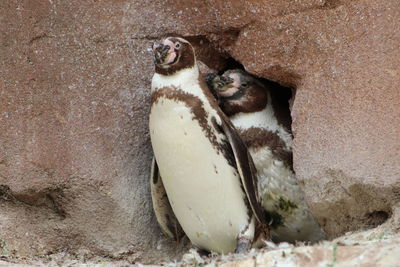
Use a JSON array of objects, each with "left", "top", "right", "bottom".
[
  {"left": 0, "top": 0, "right": 184, "bottom": 263},
  {"left": 0, "top": 0, "right": 399, "bottom": 263}
]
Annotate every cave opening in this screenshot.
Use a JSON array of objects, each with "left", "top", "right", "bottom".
[{"left": 213, "top": 55, "right": 294, "bottom": 137}]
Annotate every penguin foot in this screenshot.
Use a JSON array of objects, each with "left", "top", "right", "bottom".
[
  {"left": 253, "top": 223, "right": 271, "bottom": 249},
  {"left": 235, "top": 237, "right": 252, "bottom": 253}
]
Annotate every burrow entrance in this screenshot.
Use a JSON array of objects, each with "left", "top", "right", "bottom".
[{"left": 186, "top": 35, "right": 294, "bottom": 137}]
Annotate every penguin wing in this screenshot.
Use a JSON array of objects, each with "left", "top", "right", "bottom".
[
  {"left": 219, "top": 115, "right": 266, "bottom": 225},
  {"left": 150, "top": 157, "right": 185, "bottom": 241}
]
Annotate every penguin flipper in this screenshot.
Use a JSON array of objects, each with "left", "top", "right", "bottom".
[
  {"left": 219, "top": 116, "right": 266, "bottom": 225},
  {"left": 150, "top": 157, "right": 185, "bottom": 241}
]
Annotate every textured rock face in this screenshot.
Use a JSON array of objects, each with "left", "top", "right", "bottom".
[
  {"left": 214, "top": 237, "right": 400, "bottom": 267},
  {"left": 0, "top": 0, "right": 184, "bottom": 262},
  {"left": 0, "top": 0, "right": 399, "bottom": 263}
]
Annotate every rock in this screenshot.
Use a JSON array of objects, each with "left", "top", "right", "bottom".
[
  {"left": 2, "top": 229, "right": 400, "bottom": 266},
  {"left": 173, "top": 231, "right": 400, "bottom": 267},
  {"left": 234, "top": 0, "right": 400, "bottom": 238},
  {"left": 212, "top": 237, "right": 400, "bottom": 267},
  {"left": 0, "top": 0, "right": 185, "bottom": 263},
  {"left": 1, "top": 0, "right": 399, "bottom": 264}
]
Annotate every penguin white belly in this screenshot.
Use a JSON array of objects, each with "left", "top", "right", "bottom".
[
  {"left": 149, "top": 98, "right": 252, "bottom": 253},
  {"left": 250, "top": 146, "right": 325, "bottom": 242},
  {"left": 250, "top": 146, "right": 303, "bottom": 207}
]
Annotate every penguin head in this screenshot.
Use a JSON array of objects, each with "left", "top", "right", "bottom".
[
  {"left": 152, "top": 37, "right": 195, "bottom": 75},
  {"left": 205, "top": 73, "right": 234, "bottom": 100},
  {"left": 216, "top": 69, "right": 269, "bottom": 116}
]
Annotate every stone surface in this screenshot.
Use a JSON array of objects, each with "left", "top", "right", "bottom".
[
  {"left": 0, "top": 0, "right": 399, "bottom": 264},
  {"left": 212, "top": 238, "right": 400, "bottom": 267},
  {"left": 0, "top": 0, "right": 185, "bottom": 263},
  {"left": 2, "top": 228, "right": 400, "bottom": 266},
  {"left": 148, "top": 228, "right": 400, "bottom": 267}
]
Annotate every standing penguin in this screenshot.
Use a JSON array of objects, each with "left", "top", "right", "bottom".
[
  {"left": 209, "top": 69, "right": 326, "bottom": 243},
  {"left": 149, "top": 37, "right": 268, "bottom": 254}
]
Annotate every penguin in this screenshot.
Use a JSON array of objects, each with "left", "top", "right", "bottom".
[
  {"left": 149, "top": 37, "right": 268, "bottom": 254},
  {"left": 208, "top": 69, "right": 326, "bottom": 243}
]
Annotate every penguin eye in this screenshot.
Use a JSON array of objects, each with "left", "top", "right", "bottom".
[
  {"left": 175, "top": 42, "right": 181, "bottom": 50},
  {"left": 241, "top": 82, "right": 249, "bottom": 88}
]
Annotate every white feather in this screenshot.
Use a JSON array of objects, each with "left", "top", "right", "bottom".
[
  {"left": 230, "top": 99, "right": 292, "bottom": 150},
  {"left": 152, "top": 65, "right": 199, "bottom": 94},
  {"left": 152, "top": 65, "right": 221, "bottom": 125}
]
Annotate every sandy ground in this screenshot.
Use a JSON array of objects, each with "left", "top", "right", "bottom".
[{"left": 2, "top": 225, "right": 399, "bottom": 267}]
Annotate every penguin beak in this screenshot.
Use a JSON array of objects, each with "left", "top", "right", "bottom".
[
  {"left": 217, "top": 84, "right": 237, "bottom": 96},
  {"left": 153, "top": 43, "right": 171, "bottom": 64},
  {"left": 152, "top": 39, "right": 177, "bottom": 66},
  {"left": 216, "top": 76, "right": 235, "bottom": 92},
  {"left": 217, "top": 83, "right": 240, "bottom": 97},
  {"left": 216, "top": 76, "right": 241, "bottom": 97}
]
